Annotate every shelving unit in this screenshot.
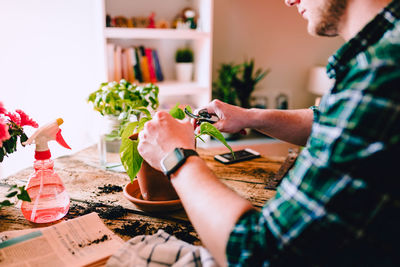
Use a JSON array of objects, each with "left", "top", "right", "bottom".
[
  {"left": 104, "top": 28, "right": 211, "bottom": 40},
  {"left": 101, "top": 0, "right": 214, "bottom": 109}
]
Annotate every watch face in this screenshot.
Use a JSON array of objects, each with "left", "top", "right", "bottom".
[{"left": 161, "top": 148, "right": 184, "bottom": 173}]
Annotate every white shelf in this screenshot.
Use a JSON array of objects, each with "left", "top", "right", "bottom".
[
  {"left": 104, "top": 28, "right": 210, "bottom": 40},
  {"left": 154, "top": 81, "right": 208, "bottom": 96},
  {"left": 102, "top": 0, "right": 213, "bottom": 108}
]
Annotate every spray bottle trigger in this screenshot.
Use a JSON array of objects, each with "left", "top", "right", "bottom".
[{"left": 56, "top": 129, "right": 71, "bottom": 149}]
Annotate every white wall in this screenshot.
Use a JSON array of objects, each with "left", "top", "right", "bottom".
[
  {"left": 213, "top": 0, "right": 344, "bottom": 109},
  {"left": 0, "top": 0, "right": 106, "bottom": 178}
]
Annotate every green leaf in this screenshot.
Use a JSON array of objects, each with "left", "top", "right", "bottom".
[
  {"left": 20, "top": 133, "right": 28, "bottom": 145},
  {"left": 6, "top": 191, "right": 18, "bottom": 198},
  {"left": 121, "top": 121, "right": 139, "bottom": 140},
  {"left": 8, "top": 185, "right": 17, "bottom": 191},
  {"left": 88, "top": 92, "right": 96, "bottom": 102},
  {"left": 135, "top": 107, "right": 152, "bottom": 118},
  {"left": 0, "top": 200, "right": 13, "bottom": 208},
  {"left": 87, "top": 81, "right": 160, "bottom": 133},
  {"left": 17, "top": 186, "right": 31, "bottom": 202},
  {"left": 149, "top": 96, "right": 157, "bottom": 108},
  {"left": 0, "top": 148, "right": 4, "bottom": 162},
  {"left": 120, "top": 122, "right": 143, "bottom": 182},
  {"left": 185, "top": 105, "right": 193, "bottom": 113},
  {"left": 195, "top": 134, "right": 206, "bottom": 143},
  {"left": 137, "top": 117, "right": 151, "bottom": 132},
  {"left": 169, "top": 103, "right": 185, "bottom": 120},
  {"left": 117, "top": 112, "right": 127, "bottom": 121},
  {"left": 120, "top": 137, "right": 142, "bottom": 183},
  {"left": 199, "top": 122, "right": 234, "bottom": 156}
]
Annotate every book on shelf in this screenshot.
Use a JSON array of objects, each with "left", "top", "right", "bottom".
[
  {"left": 106, "top": 43, "right": 115, "bottom": 82},
  {"left": 133, "top": 47, "right": 143, "bottom": 83},
  {"left": 145, "top": 48, "right": 157, "bottom": 84},
  {"left": 126, "top": 47, "right": 136, "bottom": 83},
  {"left": 106, "top": 44, "right": 164, "bottom": 84},
  {"left": 152, "top": 49, "right": 164, "bottom": 82},
  {"left": 113, "top": 45, "right": 122, "bottom": 82},
  {"left": 139, "top": 46, "right": 151, "bottom": 83},
  {"left": 121, "top": 48, "right": 129, "bottom": 81}
]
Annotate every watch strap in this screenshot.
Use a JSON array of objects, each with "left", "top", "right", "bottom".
[
  {"left": 182, "top": 148, "right": 199, "bottom": 158},
  {"left": 163, "top": 148, "right": 199, "bottom": 179}
]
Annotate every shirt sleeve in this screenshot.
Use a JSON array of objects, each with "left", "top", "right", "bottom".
[
  {"left": 309, "top": 105, "right": 320, "bottom": 122},
  {"left": 226, "top": 209, "right": 279, "bottom": 266},
  {"left": 226, "top": 63, "right": 400, "bottom": 266}
]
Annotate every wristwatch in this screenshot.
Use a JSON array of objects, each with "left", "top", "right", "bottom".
[{"left": 161, "top": 148, "right": 199, "bottom": 179}]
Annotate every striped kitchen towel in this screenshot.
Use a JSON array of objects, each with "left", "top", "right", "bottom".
[{"left": 106, "top": 229, "right": 218, "bottom": 267}]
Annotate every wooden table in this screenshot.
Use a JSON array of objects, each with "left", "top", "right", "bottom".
[{"left": 0, "top": 141, "right": 296, "bottom": 245}]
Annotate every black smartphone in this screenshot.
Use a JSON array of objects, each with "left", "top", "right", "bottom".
[{"left": 214, "top": 148, "right": 260, "bottom": 164}]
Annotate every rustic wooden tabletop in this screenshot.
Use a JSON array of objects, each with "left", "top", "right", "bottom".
[{"left": 0, "top": 141, "right": 296, "bottom": 245}]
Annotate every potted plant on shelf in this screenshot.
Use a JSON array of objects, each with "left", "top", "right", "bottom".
[
  {"left": 87, "top": 80, "right": 159, "bottom": 171},
  {"left": 175, "top": 47, "right": 194, "bottom": 82},
  {"left": 119, "top": 103, "right": 233, "bottom": 206}
]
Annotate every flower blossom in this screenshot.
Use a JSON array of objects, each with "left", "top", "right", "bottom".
[
  {"left": 4, "top": 110, "right": 38, "bottom": 129},
  {"left": 0, "top": 117, "right": 10, "bottom": 147},
  {"left": 16, "top": 110, "right": 38, "bottom": 128},
  {"left": 0, "top": 102, "right": 6, "bottom": 115},
  {"left": 5, "top": 112, "right": 21, "bottom": 127}
]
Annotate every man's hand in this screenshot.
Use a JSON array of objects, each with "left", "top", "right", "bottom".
[
  {"left": 199, "top": 99, "right": 249, "bottom": 133},
  {"left": 138, "top": 111, "right": 195, "bottom": 171},
  {"left": 200, "top": 99, "right": 313, "bottom": 146}
]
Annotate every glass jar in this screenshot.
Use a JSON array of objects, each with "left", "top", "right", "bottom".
[{"left": 98, "top": 116, "right": 125, "bottom": 172}]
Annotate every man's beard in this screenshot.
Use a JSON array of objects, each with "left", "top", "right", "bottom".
[{"left": 314, "top": 0, "right": 348, "bottom": 37}]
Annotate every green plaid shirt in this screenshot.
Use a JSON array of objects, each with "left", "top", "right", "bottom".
[{"left": 227, "top": 1, "right": 400, "bottom": 266}]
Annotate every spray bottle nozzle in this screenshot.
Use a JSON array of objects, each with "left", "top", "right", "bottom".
[
  {"left": 23, "top": 118, "right": 71, "bottom": 159},
  {"left": 56, "top": 129, "right": 71, "bottom": 149}
]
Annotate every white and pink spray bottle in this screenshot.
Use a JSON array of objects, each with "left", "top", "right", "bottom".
[{"left": 21, "top": 118, "right": 71, "bottom": 223}]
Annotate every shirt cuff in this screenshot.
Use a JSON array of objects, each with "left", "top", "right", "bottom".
[{"left": 309, "top": 105, "right": 320, "bottom": 122}]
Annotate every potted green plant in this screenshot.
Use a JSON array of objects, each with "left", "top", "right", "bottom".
[
  {"left": 175, "top": 47, "right": 194, "bottom": 82},
  {"left": 232, "top": 58, "right": 270, "bottom": 108},
  {"left": 119, "top": 103, "right": 233, "bottom": 203},
  {"left": 212, "top": 63, "right": 241, "bottom": 105},
  {"left": 87, "top": 79, "right": 159, "bottom": 170}
]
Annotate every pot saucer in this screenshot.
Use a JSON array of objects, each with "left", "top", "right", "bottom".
[{"left": 123, "top": 180, "right": 182, "bottom": 212}]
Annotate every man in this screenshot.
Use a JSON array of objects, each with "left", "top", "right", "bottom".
[{"left": 138, "top": 0, "right": 400, "bottom": 265}]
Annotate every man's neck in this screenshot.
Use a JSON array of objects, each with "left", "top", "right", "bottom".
[{"left": 340, "top": 0, "right": 393, "bottom": 41}]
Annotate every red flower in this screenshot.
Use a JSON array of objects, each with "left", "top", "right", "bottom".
[
  {"left": 16, "top": 110, "right": 38, "bottom": 128},
  {"left": 0, "top": 117, "right": 10, "bottom": 147},
  {"left": 0, "top": 102, "right": 6, "bottom": 115},
  {"left": 5, "top": 112, "right": 21, "bottom": 127}
]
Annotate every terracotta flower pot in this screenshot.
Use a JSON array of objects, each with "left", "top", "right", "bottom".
[
  {"left": 128, "top": 132, "right": 179, "bottom": 201},
  {"left": 137, "top": 160, "right": 179, "bottom": 201}
]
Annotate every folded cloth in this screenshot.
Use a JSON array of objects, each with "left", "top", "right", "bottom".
[{"left": 106, "top": 229, "right": 219, "bottom": 267}]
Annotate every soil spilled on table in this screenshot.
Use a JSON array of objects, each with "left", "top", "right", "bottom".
[
  {"left": 114, "top": 220, "right": 199, "bottom": 244},
  {"left": 97, "top": 184, "right": 123, "bottom": 195},
  {"left": 67, "top": 203, "right": 200, "bottom": 244},
  {"left": 77, "top": 235, "right": 109, "bottom": 249},
  {"left": 67, "top": 203, "right": 127, "bottom": 220}
]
